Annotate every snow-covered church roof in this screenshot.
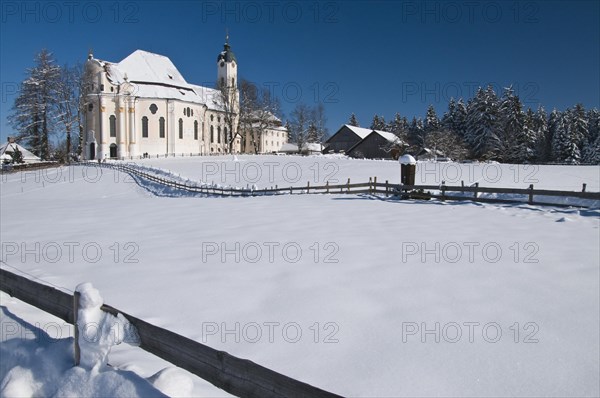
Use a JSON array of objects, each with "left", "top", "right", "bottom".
[{"left": 94, "top": 50, "right": 223, "bottom": 111}]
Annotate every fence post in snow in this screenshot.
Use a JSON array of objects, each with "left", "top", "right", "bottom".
[
  {"left": 73, "top": 291, "right": 81, "bottom": 366},
  {"left": 582, "top": 183, "right": 587, "bottom": 192},
  {"left": 473, "top": 182, "right": 479, "bottom": 198},
  {"left": 374, "top": 176, "right": 377, "bottom": 194},
  {"left": 347, "top": 178, "right": 350, "bottom": 193},
  {"left": 529, "top": 184, "right": 534, "bottom": 204}
]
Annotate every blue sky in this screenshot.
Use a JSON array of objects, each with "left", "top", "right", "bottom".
[{"left": 1, "top": 0, "right": 599, "bottom": 142}]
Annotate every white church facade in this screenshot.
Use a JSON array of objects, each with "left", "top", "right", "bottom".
[{"left": 83, "top": 40, "right": 288, "bottom": 160}]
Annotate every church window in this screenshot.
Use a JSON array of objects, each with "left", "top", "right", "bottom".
[
  {"left": 142, "top": 117, "right": 148, "bottom": 138},
  {"left": 210, "top": 114, "right": 214, "bottom": 121},
  {"left": 224, "top": 127, "right": 228, "bottom": 143},
  {"left": 191, "top": 109, "right": 194, "bottom": 116},
  {"left": 218, "top": 116, "right": 221, "bottom": 123},
  {"left": 232, "top": 77, "right": 235, "bottom": 86},
  {"left": 194, "top": 121, "right": 198, "bottom": 140},
  {"left": 159, "top": 117, "right": 165, "bottom": 138},
  {"left": 210, "top": 126, "right": 214, "bottom": 143},
  {"left": 150, "top": 104, "right": 158, "bottom": 114},
  {"left": 88, "top": 103, "right": 93, "bottom": 112},
  {"left": 220, "top": 77, "right": 224, "bottom": 87},
  {"left": 179, "top": 118, "right": 183, "bottom": 139},
  {"left": 217, "top": 127, "right": 221, "bottom": 143},
  {"left": 100, "top": 84, "right": 104, "bottom": 91},
  {"left": 110, "top": 86, "right": 114, "bottom": 92},
  {"left": 109, "top": 115, "right": 116, "bottom": 137}
]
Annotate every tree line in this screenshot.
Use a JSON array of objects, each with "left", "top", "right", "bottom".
[{"left": 350, "top": 85, "right": 599, "bottom": 164}]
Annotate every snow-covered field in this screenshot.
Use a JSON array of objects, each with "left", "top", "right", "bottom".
[{"left": 1, "top": 156, "right": 599, "bottom": 397}]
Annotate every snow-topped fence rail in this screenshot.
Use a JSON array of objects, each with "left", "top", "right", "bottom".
[
  {"left": 90, "top": 162, "right": 600, "bottom": 208},
  {"left": 0, "top": 267, "right": 342, "bottom": 398}
]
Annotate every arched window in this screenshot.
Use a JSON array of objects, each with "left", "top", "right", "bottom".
[
  {"left": 159, "top": 117, "right": 165, "bottom": 138},
  {"left": 179, "top": 118, "right": 183, "bottom": 139},
  {"left": 220, "top": 77, "right": 224, "bottom": 87},
  {"left": 109, "top": 115, "right": 116, "bottom": 137},
  {"left": 217, "top": 126, "right": 221, "bottom": 143},
  {"left": 210, "top": 126, "right": 214, "bottom": 143},
  {"left": 194, "top": 121, "right": 198, "bottom": 140},
  {"left": 224, "top": 127, "right": 228, "bottom": 144},
  {"left": 142, "top": 117, "right": 148, "bottom": 138}
]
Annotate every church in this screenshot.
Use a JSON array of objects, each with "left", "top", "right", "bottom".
[{"left": 83, "top": 39, "right": 288, "bottom": 160}]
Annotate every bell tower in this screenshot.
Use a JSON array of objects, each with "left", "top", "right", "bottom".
[{"left": 217, "top": 34, "right": 237, "bottom": 91}]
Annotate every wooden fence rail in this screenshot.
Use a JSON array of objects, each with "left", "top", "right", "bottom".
[
  {"left": 84, "top": 162, "right": 600, "bottom": 207},
  {"left": 0, "top": 267, "right": 341, "bottom": 398}
]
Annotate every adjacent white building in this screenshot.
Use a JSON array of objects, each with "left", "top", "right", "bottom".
[{"left": 83, "top": 39, "right": 287, "bottom": 160}]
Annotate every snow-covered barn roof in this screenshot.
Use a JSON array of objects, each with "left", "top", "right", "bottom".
[{"left": 342, "top": 125, "right": 374, "bottom": 139}]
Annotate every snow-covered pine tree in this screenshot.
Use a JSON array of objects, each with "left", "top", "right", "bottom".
[
  {"left": 465, "top": 86, "right": 502, "bottom": 159},
  {"left": 568, "top": 104, "right": 588, "bottom": 150},
  {"left": 9, "top": 49, "right": 61, "bottom": 160},
  {"left": 441, "top": 98, "right": 455, "bottom": 131},
  {"left": 533, "top": 106, "right": 549, "bottom": 162},
  {"left": 425, "top": 104, "right": 440, "bottom": 132},
  {"left": 498, "top": 86, "right": 525, "bottom": 162},
  {"left": 389, "top": 113, "right": 408, "bottom": 139},
  {"left": 348, "top": 113, "right": 359, "bottom": 127},
  {"left": 582, "top": 108, "right": 600, "bottom": 164},
  {"left": 408, "top": 117, "right": 425, "bottom": 148},
  {"left": 552, "top": 111, "right": 580, "bottom": 164},
  {"left": 454, "top": 99, "right": 468, "bottom": 138},
  {"left": 370, "top": 114, "right": 386, "bottom": 130}
]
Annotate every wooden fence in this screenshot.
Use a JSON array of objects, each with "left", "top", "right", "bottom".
[
  {"left": 90, "top": 162, "right": 600, "bottom": 208},
  {"left": 0, "top": 267, "right": 341, "bottom": 398}
]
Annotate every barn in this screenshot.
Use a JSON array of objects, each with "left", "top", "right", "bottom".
[
  {"left": 346, "top": 130, "right": 405, "bottom": 159},
  {"left": 323, "top": 125, "right": 373, "bottom": 154}
]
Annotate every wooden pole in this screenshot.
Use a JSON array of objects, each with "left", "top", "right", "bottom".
[
  {"left": 347, "top": 178, "right": 350, "bottom": 193},
  {"left": 528, "top": 184, "right": 534, "bottom": 204},
  {"left": 73, "top": 291, "right": 80, "bottom": 366},
  {"left": 473, "top": 182, "right": 479, "bottom": 198},
  {"left": 374, "top": 176, "right": 377, "bottom": 194},
  {"left": 582, "top": 183, "right": 587, "bottom": 192}
]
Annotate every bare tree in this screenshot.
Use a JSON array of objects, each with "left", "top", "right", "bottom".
[
  {"left": 54, "top": 64, "right": 82, "bottom": 162},
  {"left": 289, "top": 103, "right": 311, "bottom": 154},
  {"left": 217, "top": 78, "right": 240, "bottom": 153}
]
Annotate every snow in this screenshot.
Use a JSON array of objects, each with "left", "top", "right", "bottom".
[
  {"left": 399, "top": 154, "right": 417, "bottom": 165},
  {"left": 1, "top": 156, "right": 599, "bottom": 397}
]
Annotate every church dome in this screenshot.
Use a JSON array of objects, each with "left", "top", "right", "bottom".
[{"left": 217, "top": 41, "right": 236, "bottom": 63}]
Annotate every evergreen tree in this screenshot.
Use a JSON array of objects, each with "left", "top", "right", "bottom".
[
  {"left": 568, "top": 103, "right": 588, "bottom": 149},
  {"left": 582, "top": 109, "right": 600, "bottom": 164},
  {"left": 533, "top": 106, "right": 549, "bottom": 162},
  {"left": 465, "top": 86, "right": 502, "bottom": 159},
  {"left": 552, "top": 112, "right": 580, "bottom": 164},
  {"left": 498, "top": 86, "right": 525, "bottom": 162},
  {"left": 306, "top": 121, "right": 319, "bottom": 143},
  {"left": 425, "top": 104, "right": 440, "bottom": 132},
  {"left": 370, "top": 114, "right": 386, "bottom": 130},
  {"left": 348, "top": 113, "right": 359, "bottom": 127},
  {"left": 408, "top": 117, "right": 425, "bottom": 148},
  {"left": 389, "top": 112, "right": 408, "bottom": 139},
  {"left": 9, "top": 49, "right": 61, "bottom": 160}
]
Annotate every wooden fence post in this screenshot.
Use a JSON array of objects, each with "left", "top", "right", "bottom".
[
  {"left": 385, "top": 180, "right": 389, "bottom": 197},
  {"left": 347, "top": 178, "right": 350, "bottom": 193},
  {"left": 368, "top": 177, "right": 372, "bottom": 194},
  {"left": 473, "top": 182, "right": 479, "bottom": 198},
  {"left": 582, "top": 183, "right": 587, "bottom": 192},
  {"left": 307, "top": 181, "right": 310, "bottom": 193},
  {"left": 441, "top": 181, "right": 446, "bottom": 200},
  {"left": 528, "top": 184, "right": 534, "bottom": 204},
  {"left": 73, "top": 291, "right": 80, "bottom": 366},
  {"left": 373, "top": 176, "right": 377, "bottom": 194}
]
